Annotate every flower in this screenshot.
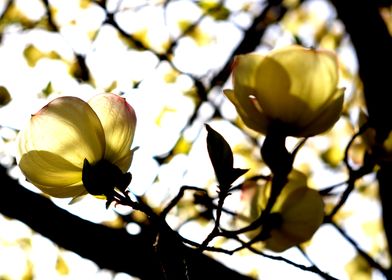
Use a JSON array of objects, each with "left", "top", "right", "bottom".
[
  {"left": 243, "top": 170, "right": 324, "bottom": 252},
  {"left": 224, "top": 45, "right": 344, "bottom": 137},
  {"left": 17, "top": 93, "right": 137, "bottom": 200}
]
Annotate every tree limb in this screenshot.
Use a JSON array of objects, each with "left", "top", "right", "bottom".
[
  {"left": 0, "top": 165, "right": 254, "bottom": 280},
  {"left": 330, "top": 0, "right": 392, "bottom": 272}
]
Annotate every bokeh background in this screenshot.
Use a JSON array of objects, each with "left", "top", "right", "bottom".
[{"left": 1, "top": 0, "right": 391, "bottom": 279}]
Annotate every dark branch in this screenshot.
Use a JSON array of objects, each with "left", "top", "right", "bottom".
[
  {"left": 330, "top": 0, "right": 392, "bottom": 268},
  {"left": 0, "top": 165, "right": 254, "bottom": 280}
]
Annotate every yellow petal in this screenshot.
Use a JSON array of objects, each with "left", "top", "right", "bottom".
[
  {"left": 280, "top": 187, "right": 324, "bottom": 231},
  {"left": 18, "top": 96, "right": 105, "bottom": 167},
  {"left": 19, "top": 150, "right": 86, "bottom": 198},
  {"left": 224, "top": 89, "right": 268, "bottom": 133},
  {"left": 258, "top": 169, "right": 308, "bottom": 211},
  {"left": 253, "top": 55, "right": 303, "bottom": 123},
  {"left": 270, "top": 45, "right": 339, "bottom": 110},
  {"left": 88, "top": 93, "right": 136, "bottom": 172},
  {"left": 233, "top": 54, "right": 263, "bottom": 90},
  {"left": 265, "top": 186, "right": 324, "bottom": 252},
  {"left": 248, "top": 170, "right": 323, "bottom": 252},
  {"left": 299, "top": 88, "right": 345, "bottom": 136}
]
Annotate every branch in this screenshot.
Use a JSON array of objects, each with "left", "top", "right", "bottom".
[
  {"left": 0, "top": 165, "right": 254, "bottom": 280},
  {"left": 330, "top": 0, "right": 392, "bottom": 267},
  {"left": 330, "top": 0, "right": 392, "bottom": 130}
]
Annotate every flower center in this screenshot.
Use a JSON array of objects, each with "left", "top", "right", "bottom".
[{"left": 82, "top": 158, "right": 132, "bottom": 199}]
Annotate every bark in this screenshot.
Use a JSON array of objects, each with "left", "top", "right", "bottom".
[
  {"left": 330, "top": 0, "right": 392, "bottom": 273},
  {"left": 0, "top": 165, "right": 253, "bottom": 280}
]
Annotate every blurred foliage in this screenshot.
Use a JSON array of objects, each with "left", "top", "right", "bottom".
[{"left": 1, "top": 0, "right": 392, "bottom": 279}]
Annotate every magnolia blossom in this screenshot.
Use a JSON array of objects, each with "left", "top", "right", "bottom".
[
  {"left": 224, "top": 45, "right": 344, "bottom": 137},
  {"left": 17, "top": 93, "right": 136, "bottom": 199},
  {"left": 243, "top": 170, "right": 324, "bottom": 252}
]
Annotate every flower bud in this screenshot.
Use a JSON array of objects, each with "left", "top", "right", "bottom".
[{"left": 245, "top": 170, "right": 324, "bottom": 252}]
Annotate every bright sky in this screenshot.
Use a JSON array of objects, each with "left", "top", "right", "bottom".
[{"left": 0, "top": 0, "right": 389, "bottom": 279}]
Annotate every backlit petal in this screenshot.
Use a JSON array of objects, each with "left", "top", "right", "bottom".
[
  {"left": 271, "top": 45, "right": 339, "bottom": 109},
  {"left": 233, "top": 54, "right": 263, "bottom": 91},
  {"left": 19, "top": 150, "right": 85, "bottom": 198},
  {"left": 224, "top": 89, "right": 268, "bottom": 133},
  {"left": 299, "top": 88, "right": 345, "bottom": 136},
  {"left": 18, "top": 96, "right": 105, "bottom": 167},
  {"left": 88, "top": 93, "right": 137, "bottom": 172},
  {"left": 254, "top": 55, "right": 309, "bottom": 125}
]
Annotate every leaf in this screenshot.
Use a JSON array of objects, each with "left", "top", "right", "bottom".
[
  {"left": 0, "top": 86, "right": 11, "bottom": 107},
  {"left": 40, "top": 81, "right": 53, "bottom": 98},
  {"left": 56, "top": 254, "right": 70, "bottom": 275},
  {"left": 198, "top": 0, "right": 230, "bottom": 21},
  {"left": 345, "top": 255, "right": 372, "bottom": 280},
  {"left": 205, "top": 124, "right": 248, "bottom": 189}
]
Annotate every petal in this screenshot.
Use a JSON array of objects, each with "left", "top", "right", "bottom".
[
  {"left": 88, "top": 93, "right": 137, "bottom": 172},
  {"left": 233, "top": 54, "right": 264, "bottom": 90},
  {"left": 271, "top": 45, "right": 339, "bottom": 110},
  {"left": 224, "top": 89, "right": 268, "bottom": 133},
  {"left": 232, "top": 54, "right": 274, "bottom": 122},
  {"left": 264, "top": 229, "right": 298, "bottom": 252},
  {"left": 254, "top": 55, "right": 300, "bottom": 122},
  {"left": 298, "top": 88, "right": 345, "bottom": 136},
  {"left": 18, "top": 96, "right": 105, "bottom": 167},
  {"left": 19, "top": 150, "right": 86, "bottom": 198},
  {"left": 258, "top": 170, "right": 308, "bottom": 211},
  {"left": 265, "top": 187, "right": 324, "bottom": 252},
  {"left": 280, "top": 187, "right": 324, "bottom": 238}
]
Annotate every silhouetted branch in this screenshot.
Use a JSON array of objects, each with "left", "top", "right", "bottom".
[
  {"left": 330, "top": 0, "right": 392, "bottom": 266},
  {"left": 0, "top": 165, "right": 254, "bottom": 280}
]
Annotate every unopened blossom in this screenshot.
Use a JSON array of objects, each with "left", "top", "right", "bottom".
[
  {"left": 224, "top": 45, "right": 344, "bottom": 137},
  {"left": 17, "top": 93, "right": 136, "bottom": 200},
  {"left": 244, "top": 170, "right": 324, "bottom": 252}
]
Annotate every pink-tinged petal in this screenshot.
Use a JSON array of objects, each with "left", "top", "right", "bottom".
[
  {"left": 88, "top": 93, "right": 137, "bottom": 172},
  {"left": 232, "top": 54, "right": 264, "bottom": 91},
  {"left": 19, "top": 150, "right": 86, "bottom": 198},
  {"left": 18, "top": 96, "right": 106, "bottom": 168}
]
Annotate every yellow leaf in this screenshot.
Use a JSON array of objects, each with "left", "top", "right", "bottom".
[
  {"left": 155, "top": 106, "right": 176, "bottom": 127},
  {"left": 362, "top": 220, "right": 382, "bottom": 238},
  {"left": 177, "top": 20, "right": 213, "bottom": 46},
  {"left": 198, "top": 0, "right": 230, "bottom": 21},
  {"left": 23, "top": 45, "right": 61, "bottom": 67},
  {"left": 173, "top": 136, "right": 192, "bottom": 155},
  {"left": 164, "top": 69, "right": 179, "bottom": 83},
  {"left": 321, "top": 145, "right": 344, "bottom": 168},
  {"left": 345, "top": 255, "right": 372, "bottom": 280},
  {"left": 56, "top": 254, "right": 70, "bottom": 275},
  {"left": 22, "top": 259, "right": 34, "bottom": 280}
]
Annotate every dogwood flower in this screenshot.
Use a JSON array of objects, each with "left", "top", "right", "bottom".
[
  {"left": 17, "top": 93, "right": 136, "bottom": 200},
  {"left": 243, "top": 170, "right": 324, "bottom": 252},
  {"left": 224, "top": 45, "right": 344, "bottom": 137}
]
